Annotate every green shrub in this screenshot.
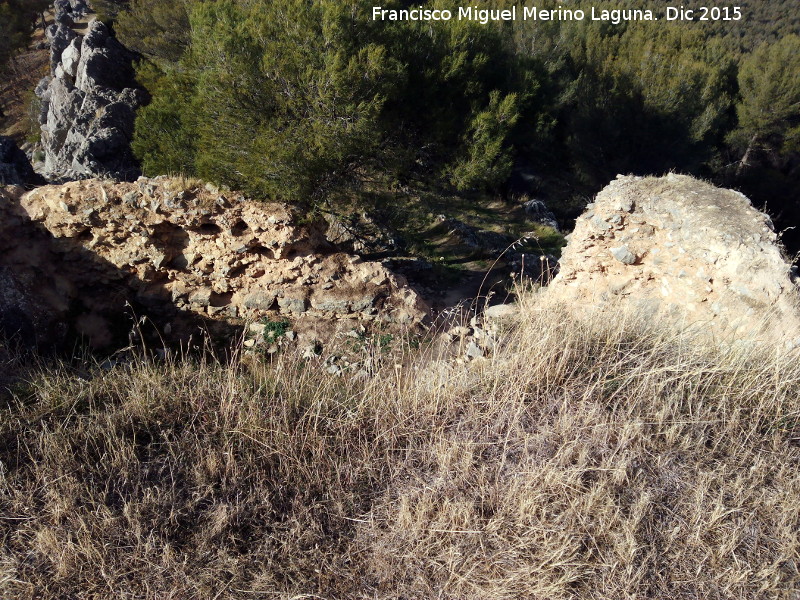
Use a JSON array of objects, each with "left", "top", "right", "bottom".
[{"left": 261, "top": 317, "right": 291, "bottom": 341}]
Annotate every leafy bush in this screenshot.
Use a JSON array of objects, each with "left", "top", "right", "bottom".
[{"left": 261, "top": 317, "right": 291, "bottom": 341}]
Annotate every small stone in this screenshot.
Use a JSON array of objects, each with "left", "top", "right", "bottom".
[
  {"left": 479, "top": 336, "right": 496, "bottom": 351},
  {"left": 301, "top": 345, "right": 320, "bottom": 359},
  {"left": 244, "top": 291, "right": 276, "bottom": 311},
  {"left": 615, "top": 198, "right": 634, "bottom": 212},
  {"left": 152, "top": 252, "right": 168, "bottom": 269},
  {"left": 610, "top": 246, "right": 637, "bottom": 265},
  {"left": 465, "top": 341, "right": 484, "bottom": 359},
  {"left": 350, "top": 296, "right": 375, "bottom": 313},
  {"left": 447, "top": 326, "right": 471, "bottom": 338},
  {"left": 310, "top": 297, "right": 351, "bottom": 313},
  {"left": 591, "top": 216, "right": 612, "bottom": 231},
  {"left": 278, "top": 296, "right": 307, "bottom": 314},
  {"left": 123, "top": 191, "right": 139, "bottom": 207},
  {"left": 188, "top": 287, "right": 213, "bottom": 307},
  {"left": 484, "top": 304, "right": 517, "bottom": 320}
]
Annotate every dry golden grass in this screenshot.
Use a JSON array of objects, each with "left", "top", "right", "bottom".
[
  {"left": 1, "top": 294, "right": 799, "bottom": 598},
  {"left": 161, "top": 174, "right": 207, "bottom": 194}
]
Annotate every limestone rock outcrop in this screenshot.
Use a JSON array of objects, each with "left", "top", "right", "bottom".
[
  {"left": 44, "top": 21, "right": 75, "bottom": 72},
  {"left": 53, "top": 0, "right": 89, "bottom": 26},
  {"left": 0, "top": 178, "right": 428, "bottom": 350},
  {"left": 36, "top": 20, "right": 144, "bottom": 181},
  {"left": 547, "top": 174, "right": 800, "bottom": 345},
  {"left": 522, "top": 199, "right": 560, "bottom": 231}
]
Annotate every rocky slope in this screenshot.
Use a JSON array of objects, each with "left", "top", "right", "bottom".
[
  {"left": 54, "top": 0, "right": 90, "bottom": 26},
  {"left": 0, "top": 177, "right": 428, "bottom": 351},
  {"left": 546, "top": 174, "right": 800, "bottom": 345}
]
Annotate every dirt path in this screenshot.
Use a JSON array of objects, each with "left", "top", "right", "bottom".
[{"left": 436, "top": 263, "right": 513, "bottom": 311}]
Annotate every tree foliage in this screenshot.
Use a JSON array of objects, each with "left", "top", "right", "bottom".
[
  {"left": 512, "top": 4, "right": 738, "bottom": 187},
  {"left": 91, "top": 0, "right": 130, "bottom": 24},
  {"left": 731, "top": 35, "right": 800, "bottom": 166},
  {"left": 119, "top": 0, "right": 799, "bottom": 241},
  {"left": 114, "top": 0, "right": 192, "bottom": 63},
  {"left": 129, "top": 0, "right": 530, "bottom": 205}
]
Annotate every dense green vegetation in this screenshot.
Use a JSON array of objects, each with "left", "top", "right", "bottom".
[
  {"left": 513, "top": 0, "right": 800, "bottom": 246},
  {"left": 117, "top": 0, "right": 534, "bottom": 206},
  {"left": 95, "top": 1, "right": 800, "bottom": 248}
]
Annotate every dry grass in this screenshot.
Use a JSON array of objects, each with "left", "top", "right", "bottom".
[
  {"left": 1, "top": 295, "right": 800, "bottom": 598},
  {"left": 159, "top": 174, "right": 209, "bottom": 196}
]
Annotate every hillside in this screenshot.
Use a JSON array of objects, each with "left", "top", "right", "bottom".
[
  {"left": 3, "top": 175, "right": 800, "bottom": 598},
  {"left": 697, "top": 0, "right": 800, "bottom": 49},
  {"left": 2, "top": 2, "right": 800, "bottom": 597},
  {"left": 2, "top": 280, "right": 800, "bottom": 598}
]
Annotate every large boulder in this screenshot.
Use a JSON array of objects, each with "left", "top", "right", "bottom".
[
  {"left": 69, "top": 0, "right": 89, "bottom": 16},
  {"left": 53, "top": 0, "right": 89, "bottom": 27},
  {"left": 53, "top": 0, "right": 75, "bottom": 26},
  {"left": 546, "top": 174, "right": 800, "bottom": 346},
  {"left": 0, "top": 187, "right": 70, "bottom": 350},
  {"left": 522, "top": 198, "right": 560, "bottom": 231},
  {"left": 36, "top": 20, "right": 144, "bottom": 181},
  {"left": 45, "top": 22, "right": 76, "bottom": 72},
  {"left": 75, "top": 21, "right": 136, "bottom": 91}
]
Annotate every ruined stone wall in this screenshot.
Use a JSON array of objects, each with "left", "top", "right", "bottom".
[{"left": 0, "top": 177, "right": 428, "bottom": 351}]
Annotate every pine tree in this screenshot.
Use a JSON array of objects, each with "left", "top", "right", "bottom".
[
  {"left": 114, "top": 0, "right": 192, "bottom": 64},
  {"left": 131, "top": 0, "right": 533, "bottom": 204},
  {"left": 731, "top": 35, "right": 800, "bottom": 173},
  {"left": 91, "top": 0, "right": 129, "bottom": 24},
  {"left": 450, "top": 91, "right": 520, "bottom": 191},
  {"left": 0, "top": 0, "right": 49, "bottom": 70}
]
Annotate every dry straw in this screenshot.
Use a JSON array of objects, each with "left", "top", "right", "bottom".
[{"left": 1, "top": 291, "right": 799, "bottom": 598}]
